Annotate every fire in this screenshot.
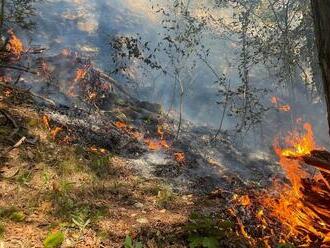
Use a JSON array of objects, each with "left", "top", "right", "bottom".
[
  {"left": 87, "top": 91, "right": 97, "bottom": 100},
  {"left": 74, "top": 67, "right": 88, "bottom": 82},
  {"left": 271, "top": 96, "right": 291, "bottom": 112},
  {"left": 262, "top": 122, "right": 330, "bottom": 244},
  {"left": 145, "top": 139, "right": 169, "bottom": 150},
  {"left": 279, "top": 123, "right": 315, "bottom": 158},
  {"left": 3, "top": 88, "right": 12, "bottom": 97},
  {"left": 278, "top": 105, "right": 291, "bottom": 112},
  {"left": 6, "top": 30, "right": 24, "bottom": 57},
  {"left": 174, "top": 152, "right": 185, "bottom": 164},
  {"left": 42, "top": 115, "right": 51, "bottom": 130},
  {"left": 237, "top": 194, "right": 251, "bottom": 207},
  {"left": 50, "top": 127, "right": 63, "bottom": 140},
  {"left": 114, "top": 121, "right": 128, "bottom": 129},
  {"left": 89, "top": 146, "right": 108, "bottom": 155}
]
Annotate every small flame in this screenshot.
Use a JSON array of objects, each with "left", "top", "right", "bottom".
[
  {"left": 145, "top": 139, "right": 169, "bottom": 150},
  {"left": 114, "top": 121, "right": 128, "bottom": 129},
  {"left": 3, "top": 88, "right": 12, "bottom": 97},
  {"left": 6, "top": 30, "right": 24, "bottom": 57},
  {"left": 42, "top": 115, "right": 51, "bottom": 130},
  {"left": 74, "top": 67, "right": 88, "bottom": 82},
  {"left": 237, "top": 194, "right": 251, "bottom": 207},
  {"left": 271, "top": 96, "right": 291, "bottom": 112},
  {"left": 50, "top": 127, "right": 63, "bottom": 140},
  {"left": 174, "top": 152, "right": 185, "bottom": 164}
]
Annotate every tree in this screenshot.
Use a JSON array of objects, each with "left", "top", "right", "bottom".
[{"left": 311, "top": 1, "right": 330, "bottom": 134}]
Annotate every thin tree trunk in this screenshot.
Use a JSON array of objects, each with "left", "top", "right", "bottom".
[
  {"left": 0, "top": 0, "right": 5, "bottom": 34},
  {"left": 311, "top": 1, "right": 330, "bottom": 135}
]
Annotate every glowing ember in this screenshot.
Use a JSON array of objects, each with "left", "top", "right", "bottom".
[
  {"left": 89, "top": 146, "right": 108, "bottom": 155},
  {"left": 114, "top": 121, "right": 128, "bottom": 129},
  {"left": 74, "top": 67, "right": 88, "bottom": 82},
  {"left": 145, "top": 139, "right": 169, "bottom": 150},
  {"left": 237, "top": 194, "right": 251, "bottom": 207},
  {"left": 174, "top": 152, "right": 185, "bottom": 164},
  {"left": 6, "top": 30, "right": 24, "bottom": 57},
  {"left": 278, "top": 105, "right": 291, "bottom": 112},
  {"left": 262, "top": 122, "right": 330, "bottom": 244},
  {"left": 87, "top": 91, "right": 97, "bottom": 100},
  {"left": 3, "top": 88, "right": 12, "bottom": 97},
  {"left": 42, "top": 115, "right": 51, "bottom": 130},
  {"left": 271, "top": 96, "right": 291, "bottom": 112},
  {"left": 50, "top": 127, "right": 63, "bottom": 140}
]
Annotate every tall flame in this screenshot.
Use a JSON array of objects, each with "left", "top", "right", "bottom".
[{"left": 262, "top": 122, "right": 330, "bottom": 244}]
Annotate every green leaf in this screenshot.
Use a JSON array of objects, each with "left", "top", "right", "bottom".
[
  {"left": 43, "top": 231, "right": 65, "bottom": 248},
  {"left": 202, "top": 237, "right": 219, "bottom": 248},
  {"left": 124, "top": 235, "right": 133, "bottom": 248}
]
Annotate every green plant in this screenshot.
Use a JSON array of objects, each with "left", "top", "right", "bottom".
[
  {"left": 124, "top": 235, "right": 143, "bottom": 248},
  {"left": 186, "top": 213, "right": 246, "bottom": 248},
  {"left": 9, "top": 211, "right": 25, "bottom": 222},
  {"left": 156, "top": 186, "right": 174, "bottom": 208},
  {"left": 43, "top": 231, "right": 65, "bottom": 248},
  {"left": 71, "top": 208, "right": 91, "bottom": 231},
  {"left": 16, "top": 170, "right": 32, "bottom": 185}
]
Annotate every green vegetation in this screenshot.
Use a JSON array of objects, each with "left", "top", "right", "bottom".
[
  {"left": 124, "top": 235, "right": 143, "bottom": 248},
  {"left": 43, "top": 231, "right": 65, "bottom": 248}
]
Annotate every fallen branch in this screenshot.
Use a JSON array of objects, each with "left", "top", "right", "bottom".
[
  {"left": 287, "top": 150, "right": 330, "bottom": 174},
  {"left": 0, "top": 136, "right": 26, "bottom": 158},
  {"left": 0, "top": 81, "right": 56, "bottom": 106},
  {"left": 0, "top": 64, "right": 37, "bottom": 74}
]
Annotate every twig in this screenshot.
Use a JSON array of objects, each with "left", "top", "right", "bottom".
[
  {"left": 0, "top": 136, "right": 26, "bottom": 158},
  {"left": 0, "top": 81, "right": 56, "bottom": 106},
  {"left": 0, "top": 65, "right": 37, "bottom": 74}
]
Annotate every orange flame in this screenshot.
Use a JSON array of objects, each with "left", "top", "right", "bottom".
[
  {"left": 114, "top": 121, "right": 128, "bottom": 129},
  {"left": 271, "top": 96, "right": 291, "bottom": 112},
  {"left": 145, "top": 139, "right": 169, "bottom": 150},
  {"left": 50, "top": 127, "right": 63, "bottom": 140},
  {"left": 42, "top": 115, "right": 51, "bottom": 130},
  {"left": 74, "top": 68, "right": 88, "bottom": 82},
  {"left": 262, "top": 122, "right": 330, "bottom": 244},
  {"left": 174, "top": 152, "right": 185, "bottom": 164},
  {"left": 6, "top": 30, "right": 24, "bottom": 57}
]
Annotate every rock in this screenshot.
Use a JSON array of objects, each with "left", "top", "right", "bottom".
[
  {"left": 134, "top": 202, "right": 144, "bottom": 209},
  {"left": 136, "top": 217, "right": 149, "bottom": 224},
  {"left": 137, "top": 101, "right": 162, "bottom": 114}
]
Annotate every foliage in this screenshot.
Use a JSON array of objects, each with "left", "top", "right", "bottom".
[
  {"left": 186, "top": 213, "right": 248, "bottom": 248},
  {"left": 124, "top": 235, "right": 143, "bottom": 248},
  {"left": 156, "top": 186, "right": 175, "bottom": 208},
  {"left": 43, "top": 231, "right": 65, "bottom": 248},
  {"left": 0, "top": 0, "right": 39, "bottom": 31},
  {"left": 9, "top": 211, "right": 25, "bottom": 222}
]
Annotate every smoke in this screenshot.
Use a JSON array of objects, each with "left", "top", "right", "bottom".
[{"left": 18, "top": 0, "right": 329, "bottom": 151}]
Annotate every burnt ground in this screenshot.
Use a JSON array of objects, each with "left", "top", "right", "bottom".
[{"left": 0, "top": 52, "right": 296, "bottom": 248}]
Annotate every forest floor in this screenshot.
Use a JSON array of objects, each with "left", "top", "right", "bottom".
[{"left": 0, "top": 86, "right": 254, "bottom": 248}]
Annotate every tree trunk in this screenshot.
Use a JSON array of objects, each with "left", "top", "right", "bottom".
[{"left": 311, "top": 1, "right": 330, "bottom": 134}]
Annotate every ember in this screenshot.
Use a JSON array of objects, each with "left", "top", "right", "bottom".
[
  {"left": 42, "top": 115, "right": 51, "bottom": 130},
  {"left": 271, "top": 96, "right": 291, "bottom": 112},
  {"left": 174, "top": 152, "right": 185, "bottom": 164},
  {"left": 74, "top": 67, "right": 88, "bottom": 82},
  {"left": 50, "top": 127, "right": 63, "bottom": 140}
]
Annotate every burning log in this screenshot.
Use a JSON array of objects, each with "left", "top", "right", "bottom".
[{"left": 286, "top": 149, "right": 330, "bottom": 174}]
